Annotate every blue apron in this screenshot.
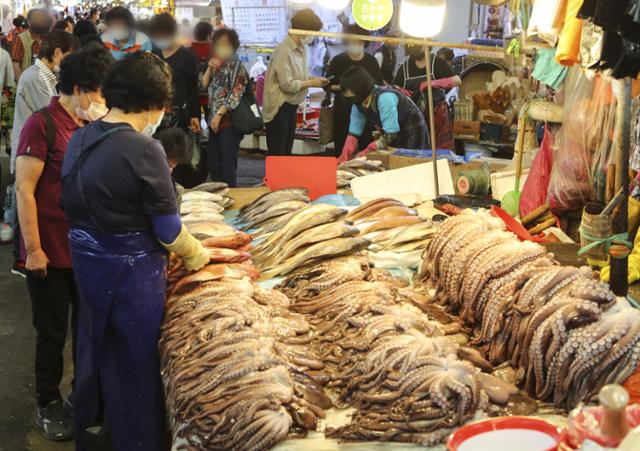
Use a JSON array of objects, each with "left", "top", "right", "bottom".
[{"left": 63, "top": 127, "right": 168, "bottom": 451}]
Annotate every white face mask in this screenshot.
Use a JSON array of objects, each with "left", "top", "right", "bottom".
[
  {"left": 75, "top": 94, "right": 108, "bottom": 122},
  {"left": 154, "top": 38, "right": 173, "bottom": 50},
  {"left": 141, "top": 111, "right": 164, "bottom": 137},
  {"left": 346, "top": 44, "right": 364, "bottom": 58},
  {"left": 110, "top": 27, "right": 130, "bottom": 41},
  {"left": 301, "top": 36, "right": 314, "bottom": 46}
]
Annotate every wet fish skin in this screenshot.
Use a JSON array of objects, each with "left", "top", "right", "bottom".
[
  {"left": 185, "top": 221, "right": 237, "bottom": 237},
  {"left": 346, "top": 198, "right": 404, "bottom": 221},
  {"left": 385, "top": 221, "right": 437, "bottom": 247},
  {"left": 251, "top": 210, "right": 299, "bottom": 240},
  {"left": 359, "top": 216, "right": 423, "bottom": 235},
  {"left": 354, "top": 205, "right": 418, "bottom": 224},
  {"left": 187, "top": 181, "right": 229, "bottom": 193},
  {"left": 238, "top": 188, "right": 309, "bottom": 215},
  {"left": 180, "top": 200, "right": 224, "bottom": 215},
  {"left": 236, "top": 192, "right": 311, "bottom": 224},
  {"left": 262, "top": 221, "right": 359, "bottom": 266},
  {"left": 181, "top": 211, "right": 225, "bottom": 224},
  {"left": 241, "top": 200, "right": 310, "bottom": 230},
  {"left": 181, "top": 191, "right": 224, "bottom": 204},
  {"left": 259, "top": 237, "right": 370, "bottom": 280}
]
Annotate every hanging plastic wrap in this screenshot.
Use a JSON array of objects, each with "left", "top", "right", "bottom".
[
  {"left": 520, "top": 125, "right": 554, "bottom": 217},
  {"left": 547, "top": 70, "right": 617, "bottom": 214}
]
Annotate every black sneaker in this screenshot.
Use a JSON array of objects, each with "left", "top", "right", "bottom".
[
  {"left": 11, "top": 261, "right": 26, "bottom": 278},
  {"left": 35, "top": 400, "right": 74, "bottom": 441}
]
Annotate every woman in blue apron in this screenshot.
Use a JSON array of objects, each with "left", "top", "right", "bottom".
[
  {"left": 337, "top": 66, "right": 428, "bottom": 163},
  {"left": 61, "top": 52, "right": 209, "bottom": 451}
]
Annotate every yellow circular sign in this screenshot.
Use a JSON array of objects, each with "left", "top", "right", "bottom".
[{"left": 352, "top": 0, "right": 394, "bottom": 31}]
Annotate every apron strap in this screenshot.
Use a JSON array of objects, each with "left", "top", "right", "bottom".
[{"left": 63, "top": 125, "right": 133, "bottom": 231}]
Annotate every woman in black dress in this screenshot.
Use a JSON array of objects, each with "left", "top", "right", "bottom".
[{"left": 326, "top": 24, "right": 382, "bottom": 156}]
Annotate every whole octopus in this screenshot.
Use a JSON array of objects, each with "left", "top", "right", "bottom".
[
  {"left": 417, "top": 210, "right": 640, "bottom": 409},
  {"left": 277, "top": 256, "right": 522, "bottom": 447},
  {"left": 160, "top": 226, "right": 332, "bottom": 450}
]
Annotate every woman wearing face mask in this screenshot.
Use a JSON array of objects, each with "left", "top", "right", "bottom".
[
  {"left": 263, "top": 8, "right": 327, "bottom": 156},
  {"left": 14, "top": 45, "right": 113, "bottom": 442},
  {"left": 326, "top": 24, "right": 382, "bottom": 156},
  {"left": 101, "top": 6, "right": 152, "bottom": 61},
  {"left": 201, "top": 28, "right": 247, "bottom": 187},
  {"left": 149, "top": 13, "right": 201, "bottom": 187},
  {"left": 394, "top": 43, "right": 460, "bottom": 150},
  {"left": 338, "top": 66, "right": 428, "bottom": 162},
  {"left": 60, "top": 52, "right": 209, "bottom": 451}
]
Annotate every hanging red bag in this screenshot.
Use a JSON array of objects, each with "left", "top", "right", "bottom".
[{"left": 520, "top": 124, "right": 554, "bottom": 218}]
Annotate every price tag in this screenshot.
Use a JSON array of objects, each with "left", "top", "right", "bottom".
[{"left": 352, "top": 0, "right": 393, "bottom": 31}]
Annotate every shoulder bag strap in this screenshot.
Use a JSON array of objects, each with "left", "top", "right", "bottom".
[
  {"left": 225, "top": 59, "right": 243, "bottom": 108},
  {"left": 36, "top": 108, "right": 56, "bottom": 164}
]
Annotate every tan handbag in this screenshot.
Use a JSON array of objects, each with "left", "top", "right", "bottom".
[{"left": 318, "top": 97, "right": 334, "bottom": 145}]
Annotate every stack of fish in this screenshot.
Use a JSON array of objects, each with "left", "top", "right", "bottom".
[
  {"left": 161, "top": 223, "right": 332, "bottom": 450},
  {"left": 252, "top": 204, "right": 370, "bottom": 280},
  {"left": 337, "top": 157, "right": 385, "bottom": 193},
  {"left": 178, "top": 182, "right": 234, "bottom": 224},
  {"left": 235, "top": 188, "right": 311, "bottom": 233},
  {"left": 348, "top": 198, "right": 437, "bottom": 269}
]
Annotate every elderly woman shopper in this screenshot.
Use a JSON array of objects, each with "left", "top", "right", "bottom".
[
  {"left": 201, "top": 28, "right": 247, "bottom": 187},
  {"left": 15, "top": 44, "right": 113, "bottom": 443},
  {"left": 61, "top": 52, "right": 209, "bottom": 451}
]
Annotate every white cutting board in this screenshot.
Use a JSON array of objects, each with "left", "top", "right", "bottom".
[{"left": 350, "top": 160, "right": 454, "bottom": 205}]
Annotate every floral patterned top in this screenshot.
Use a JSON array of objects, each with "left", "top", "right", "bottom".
[{"left": 206, "top": 57, "right": 248, "bottom": 131}]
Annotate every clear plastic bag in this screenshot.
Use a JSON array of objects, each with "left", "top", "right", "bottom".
[{"left": 547, "top": 70, "right": 617, "bottom": 214}]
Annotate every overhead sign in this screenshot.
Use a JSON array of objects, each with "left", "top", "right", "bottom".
[{"left": 352, "top": 0, "right": 393, "bottom": 31}]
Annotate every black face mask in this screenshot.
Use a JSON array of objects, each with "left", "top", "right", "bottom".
[{"left": 30, "top": 23, "right": 51, "bottom": 35}]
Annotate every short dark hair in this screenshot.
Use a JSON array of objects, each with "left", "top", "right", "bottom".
[
  {"left": 290, "top": 8, "right": 322, "bottom": 31},
  {"left": 211, "top": 28, "right": 240, "bottom": 51},
  {"left": 194, "top": 21, "right": 213, "bottom": 42},
  {"left": 149, "top": 12, "right": 177, "bottom": 37},
  {"left": 27, "top": 8, "right": 48, "bottom": 22},
  {"left": 102, "top": 52, "right": 174, "bottom": 113},
  {"left": 90, "top": 7, "right": 98, "bottom": 17},
  {"left": 343, "top": 23, "right": 368, "bottom": 36},
  {"left": 54, "top": 20, "right": 69, "bottom": 31},
  {"left": 65, "top": 16, "right": 75, "bottom": 25},
  {"left": 340, "top": 66, "right": 375, "bottom": 103},
  {"left": 104, "top": 6, "right": 135, "bottom": 29},
  {"left": 59, "top": 44, "right": 114, "bottom": 95},
  {"left": 154, "top": 127, "right": 192, "bottom": 165},
  {"left": 39, "top": 30, "right": 80, "bottom": 60},
  {"left": 13, "top": 17, "right": 24, "bottom": 28},
  {"left": 73, "top": 19, "right": 97, "bottom": 39},
  {"left": 437, "top": 47, "right": 454, "bottom": 61}
]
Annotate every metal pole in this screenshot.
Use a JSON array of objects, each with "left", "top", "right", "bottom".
[
  {"left": 610, "top": 78, "right": 631, "bottom": 296},
  {"left": 424, "top": 46, "right": 440, "bottom": 197}
]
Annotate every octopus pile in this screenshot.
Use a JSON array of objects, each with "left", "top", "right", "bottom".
[
  {"left": 277, "top": 256, "right": 521, "bottom": 446},
  {"left": 161, "top": 225, "right": 332, "bottom": 450},
  {"left": 417, "top": 210, "right": 640, "bottom": 409}
]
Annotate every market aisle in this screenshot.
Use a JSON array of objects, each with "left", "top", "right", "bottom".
[{"left": 0, "top": 243, "right": 73, "bottom": 451}]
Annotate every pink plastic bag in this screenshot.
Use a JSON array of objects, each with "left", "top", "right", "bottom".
[{"left": 520, "top": 125, "right": 554, "bottom": 218}]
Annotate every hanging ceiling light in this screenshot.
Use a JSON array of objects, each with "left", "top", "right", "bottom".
[
  {"left": 317, "top": 0, "right": 350, "bottom": 10},
  {"left": 399, "top": 0, "right": 446, "bottom": 38}
]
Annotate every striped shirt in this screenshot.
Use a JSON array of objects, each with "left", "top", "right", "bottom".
[{"left": 101, "top": 31, "right": 152, "bottom": 60}]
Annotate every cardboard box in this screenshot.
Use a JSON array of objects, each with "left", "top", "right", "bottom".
[{"left": 454, "top": 120, "right": 481, "bottom": 140}]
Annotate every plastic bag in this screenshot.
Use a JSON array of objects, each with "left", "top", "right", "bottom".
[
  {"left": 520, "top": 124, "right": 554, "bottom": 217},
  {"left": 547, "top": 70, "right": 617, "bottom": 214}
]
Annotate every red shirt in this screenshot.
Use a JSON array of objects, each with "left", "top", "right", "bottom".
[
  {"left": 17, "top": 97, "right": 79, "bottom": 268},
  {"left": 191, "top": 41, "right": 213, "bottom": 106}
]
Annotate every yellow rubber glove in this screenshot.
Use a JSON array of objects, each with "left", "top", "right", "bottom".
[
  {"left": 629, "top": 196, "right": 640, "bottom": 241},
  {"left": 160, "top": 224, "right": 209, "bottom": 271},
  {"left": 601, "top": 230, "right": 640, "bottom": 284}
]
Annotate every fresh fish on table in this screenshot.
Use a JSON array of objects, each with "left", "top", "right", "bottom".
[
  {"left": 181, "top": 211, "right": 225, "bottom": 224},
  {"left": 259, "top": 221, "right": 359, "bottom": 266},
  {"left": 345, "top": 198, "right": 404, "bottom": 222},
  {"left": 181, "top": 191, "right": 225, "bottom": 204},
  {"left": 180, "top": 200, "right": 224, "bottom": 215},
  {"left": 237, "top": 188, "right": 310, "bottom": 221},
  {"left": 239, "top": 200, "right": 310, "bottom": 230},
  {"left": 359, "top": 216, "right": 423, "bottom": 235},
  {"left": 186, "top": 181, "right": 229, "bottom": 194},
  {"left": 259, "top": 237, "right": 370, "bottom": 280},
  {"left": 251, "top": 210, "right": 299, "bottom": 240},
  {"left": 382, "top": 220, "right": 436, "bottom": 247},
  {"left": 170, "top": 262, "right": 259, "bottom": 294},
  {"left": 254, "top": 204, "right": 347, "bottom": 256},
  {"left": 199, "top": 230, "right": 252, "bottom": 250},
  {"left": 353, "top": 205, "right": 418, "bottom": 224},
  {"left": 338, "top": 157, "right": 384, "bottom": 172},
  {"left": 185, "top": 221, "right": 237, "bottom": 238}
]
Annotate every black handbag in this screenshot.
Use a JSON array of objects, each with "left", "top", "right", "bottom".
[{"left": 229, "top": 61, "right": 264, "bottom": 135}]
